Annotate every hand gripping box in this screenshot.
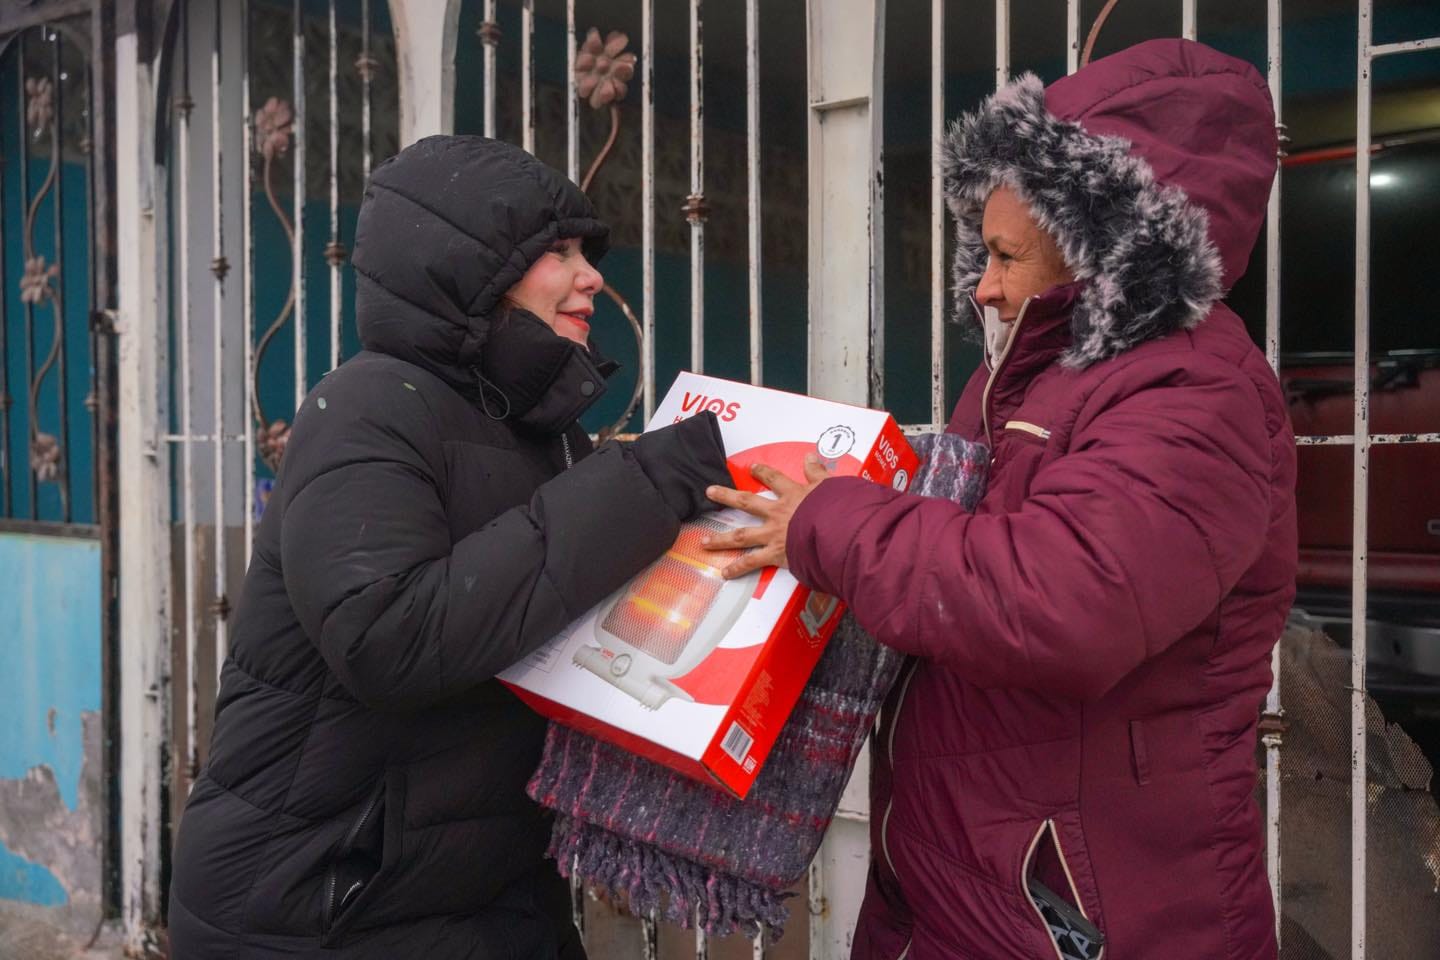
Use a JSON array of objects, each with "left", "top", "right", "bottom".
[{"left": 499, "top": 373, "right": 918, "bottom": 797}]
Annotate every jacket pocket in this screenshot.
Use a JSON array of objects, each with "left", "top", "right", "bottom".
[
  {"left": 321, "top": 775, "right": 389, "bottom": 942},
  {"left": 1020, "top": 819, "right": 1105, "bottom": 960}
]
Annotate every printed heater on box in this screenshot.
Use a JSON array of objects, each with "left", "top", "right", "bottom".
[{"left": 574, "top": 513, "right": 758, "bottom": 710}]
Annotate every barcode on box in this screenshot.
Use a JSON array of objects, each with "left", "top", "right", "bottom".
[{"left": 721, "top": 722, "right": 753, "bottom": 764}]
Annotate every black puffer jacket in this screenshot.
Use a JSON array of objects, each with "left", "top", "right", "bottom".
[{"left": 168, "top": 136, "right": 731, "bottom": 959}]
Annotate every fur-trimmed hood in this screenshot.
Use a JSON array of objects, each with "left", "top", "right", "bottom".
[{"left": 943, "top": 39, "right": 1277, "bottom": 367}]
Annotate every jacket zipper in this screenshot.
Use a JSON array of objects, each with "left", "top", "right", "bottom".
[
  {"left": 879, "top": 661, "right": 920, "bottom": 881},
  {"left": 561, "top": 433, "right": 573, "bottom": 470},
  {"left": 980, "top": 297, "right": 1034, "bottom": 452},
  {"left": 324, "top": 782, "right": 385, "bottom": 932},
  {"left": 1020, "top": 819, "right": 1105, "bottom": 960},
  {"left": 1003, "top": 420, "right": 1051, "bottom": 441}
]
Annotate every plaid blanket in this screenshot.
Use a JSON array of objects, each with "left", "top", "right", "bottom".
[{"left": 526, "top": 432, "right": 989, "bottom": 938}]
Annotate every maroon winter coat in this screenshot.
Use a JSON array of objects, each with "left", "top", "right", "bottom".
[{"left": 787, "top": 41, "right": 1295, "bottom": 960}]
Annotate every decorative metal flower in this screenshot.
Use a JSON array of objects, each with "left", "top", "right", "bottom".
[
  {"left": 25, "top": 76, "right": 53, "bottom": 135},
  {"left": 354, "top": 52, "right": 379, "bottom": 83},
  {"left": 19, "top": 256, "right": 59, "bottom": 305},
  {"left": 30, "top": 432, "right": 60, "bottom": 483},
  {"left": 258, "top": 419, "right": 291, "bottom": 471},
  {"left": 254, "top": 97, "right": 294, "bottom": 162},
  {"left": 575, "top": 28, "right": 636, "bottom": 110}
]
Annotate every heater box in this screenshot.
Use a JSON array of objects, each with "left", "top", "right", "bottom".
[{"left": 499, "top": 372, "right": 918, "bottom": 797}]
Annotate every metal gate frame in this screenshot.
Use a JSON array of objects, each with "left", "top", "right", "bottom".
[
  {"left": 0, "top": 0, "right": 122, "bottom": 929},
  {"left": 105, "top": 0, "right": 1440, "bottom": 956}
]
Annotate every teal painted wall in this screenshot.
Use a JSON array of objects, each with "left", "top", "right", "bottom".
[{"left": 0, "top": 531, "right": 101, "bottom": 908}]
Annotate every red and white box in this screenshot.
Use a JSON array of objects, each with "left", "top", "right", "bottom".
[{"left": 499, "top": 372, "right": 918, "bottom": 797}]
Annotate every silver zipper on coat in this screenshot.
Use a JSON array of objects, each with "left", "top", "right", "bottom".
[
  {"left": 980, "top": 296, "right": 1034, "bottom": 452},
  {"left": 561, "top": 433, "right": 574, "bottom": 469},
  {"left": 879, "top": 661, "right": 920, "bottom": 881},
  {"left": 324, "top": 782, "right": 385, "bottom": 931},
  {"left": 1020, "top": 818, "right": 1105, "bottom": 960}
]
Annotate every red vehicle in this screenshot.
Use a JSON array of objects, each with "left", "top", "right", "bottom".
[
  {"left": 1251, "top": 133, "right": 1440, "bottom": 792},
  {"left": 1284, "top": 350, "right": 1440, "bottom": 597}
]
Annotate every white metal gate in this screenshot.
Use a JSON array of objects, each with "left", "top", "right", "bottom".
[{"left": 106, "top": 1, "right": 1440, "bottom": 956}]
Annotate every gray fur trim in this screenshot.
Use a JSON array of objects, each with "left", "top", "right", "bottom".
[{"left": 942, "top": 73, "right": 1224, "bottom": 367}]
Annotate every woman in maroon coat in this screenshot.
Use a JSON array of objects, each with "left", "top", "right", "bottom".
[{"left": 707, "top": 40, "right": 1295, "bottom": 960}]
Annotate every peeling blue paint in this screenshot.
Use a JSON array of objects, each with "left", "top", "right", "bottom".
[
  {"left": 0, "top": 533, "right": 100, "bottom": 812},
  {"left": 0, "top": 843, "right": 67, "bottom": 907},
  {"left": 0, "top": 532, "right": 100, "bottom": 910}
]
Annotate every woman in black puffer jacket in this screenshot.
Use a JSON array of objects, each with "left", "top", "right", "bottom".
[{"left": 167, "top": 136, "right": 732, "bottom": 960}]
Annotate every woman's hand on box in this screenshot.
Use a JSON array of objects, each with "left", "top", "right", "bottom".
[{"left": 702, "top": 456, "right": 831, "bottom": 579}]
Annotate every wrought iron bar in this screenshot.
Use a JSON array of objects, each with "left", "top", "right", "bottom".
[
  {"left": 242, "top": 0, "right": 255, "bottom": 558},
  {"left": 19, "top": 31, "right": 37, "bottom": 518},
  {"left": 566, "top": 0, "right": 578, "bottom": 182},
  {"left": 746, "top": 0, "right": 762, "bottom": 386},
  {"left": 1295, "top": 432, "right": 1440, "bottom": 445},
  {"left": 1372, "top": 36, "right": 1440, "bottom": 56},
  {"left": 293, "top": 0, "right": 307, "bottom": 410},
  {"left": 1, "top": 47, "right": 10, "bottom": 517},
  {"left": 327, "top": 0, "right": 342, "bottom": 372},
  {"left": 931, "top": 0, "right": 944, "bottom": 426},
  {"left": 1262, "top": 1, "right": 1283, "bottom": 949},
  {"left": 1352, "top": 3, "right": 1374, "bottom": 954},
  {"left": 994, "top": 0, "right": 1009, "bottom": 89},
  {"left": 522, "top": 0, "right": 534, "bottom": 154},
  {"left": 482, "top": 0, "right": 498, "bottom": 139},
  {"left": 1067, "top": 0, "right": 1081, "bottom": 74},
  {"left": 174, "top": 0, "right": 201, "bottom": 786},
  {"left": 360, "top": 0, "right": 373, "bottom": 185},
  {"left": 50, "top": 27, "right": 71, "bottom": 521},
  {"left": 687, "top": 0, "right": 704, "bottom": 373},
  {"left": 81, "top": 51, "right": 97, "bottom": 522},
  {"left": 210, "top": 0, "right": 230, "bottom": 671},
  {"left": 641, "top": 0, "right": 655, "bottom": 419}
]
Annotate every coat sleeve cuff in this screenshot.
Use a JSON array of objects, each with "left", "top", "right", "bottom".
[{"left": 786, "top": 476, "right": 899, "bottom": 597}]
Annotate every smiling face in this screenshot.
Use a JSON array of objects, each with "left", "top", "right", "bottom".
[
  {"left": 975, "top": 185, "right": 1074, "bottom": 322},
  {"left": 504, "top": 236, "right": 604, "bottom": 346}
]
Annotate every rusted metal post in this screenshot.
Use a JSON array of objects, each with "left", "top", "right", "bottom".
[
  {"left": 116, "top": 0, "right": 174, "bottom": 945},
  {"left": 1352, "top": 3, "right": 1374, "bottom": 954},
  {"left": 210, "top": 0, "right": 231, "bottom": 672},
  {"left": 174, "top": 0, "right": 201, "bottom": 788}
]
